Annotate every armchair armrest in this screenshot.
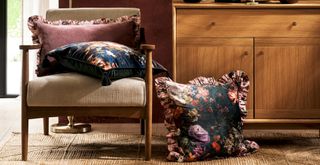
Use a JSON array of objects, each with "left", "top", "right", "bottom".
[
  {"left": 20, "top": 44, "right": 40, "bottom": 93},
  {"left": 19, "top": 44, "right": 41, "bottom": 51},
  {"left": 19, "top": 44, "right": 41, "bottom": 149},
  {"left": 140, "top": 44, "right": 155, "bottom": 157},
  {"left": 140, "top": 44, "right": 155, "bottom": 51},
  {"left": 140, "top": 43, "right": 155, "bottom": 83},
  {"left": 140, "top": 44, "right": 155, "bottom": 79}
]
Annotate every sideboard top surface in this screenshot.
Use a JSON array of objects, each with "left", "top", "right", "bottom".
[{"left": 173, "top": 1, "right": 320, "bottom": 9}]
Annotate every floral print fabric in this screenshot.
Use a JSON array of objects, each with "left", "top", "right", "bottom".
[
  {"left": 155, "top": 71, "right": 259, "bottom": 162},
  {"left": 46, "top": 41, "right": 167, "bottom": 86}
]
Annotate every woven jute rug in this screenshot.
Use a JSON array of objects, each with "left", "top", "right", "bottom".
[{"left": 0, "top": 129, "right": 319, "bottom": 165}]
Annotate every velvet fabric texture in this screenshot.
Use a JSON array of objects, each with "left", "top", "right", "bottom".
[
  {"left": 46, "top": 41, "right": 168, "bottom": 85},
  {"left": 155, "top": 71, "right": 259, "bottom": 162},
  {"left": 28, "top": 15, "right": 140, "bottom": 76}
]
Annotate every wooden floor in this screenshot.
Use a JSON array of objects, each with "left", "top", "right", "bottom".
[{"left": 0, "top": 98, "right": 58, "bottom": 142}]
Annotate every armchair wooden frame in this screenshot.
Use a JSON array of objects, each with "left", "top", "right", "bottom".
[{"left": 19, "top": 43, "right": 155, "bottom": 161}]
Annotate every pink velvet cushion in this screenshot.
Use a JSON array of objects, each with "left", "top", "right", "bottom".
[
  {"left": 37, "top": 21, "right": 137, "bottom": 58},
  {"left": 28, "top": 15, "right": 140, "bottom": 76}
]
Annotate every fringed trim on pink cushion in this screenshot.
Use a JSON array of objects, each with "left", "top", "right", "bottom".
[{"left": 27, "top": 15, "right": 141, "bottom": 46}]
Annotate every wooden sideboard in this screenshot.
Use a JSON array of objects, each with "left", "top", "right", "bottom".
[{"left": 173, "top": 1, "right": 320, "bottom": 129}]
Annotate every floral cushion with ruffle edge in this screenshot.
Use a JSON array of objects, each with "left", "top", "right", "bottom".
[{"left": 155, "top": 71, "right": 259, "bottom": 162}]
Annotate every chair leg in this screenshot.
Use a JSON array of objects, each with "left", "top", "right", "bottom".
[
  {"left": 22, "top": 117, "right": 29, "bottom": 161},
  {"left": 145, "top": 117, "right": 152, "bottom": 161},
  {"left": 140, "top": 119, "right": 145, "bottom": 135},
  {"left": 144, "top": 44, "right": 153, "bottom": 160},
  {"left": 43, "top": 117, "right": 49, "bottom": 135},
  {"left": 145, "top": 115, "right": 152, "bottom": 161}
]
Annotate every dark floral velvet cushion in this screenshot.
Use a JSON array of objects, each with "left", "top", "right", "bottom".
[
  {"left": 28, "top": 15, "right": 140, "bottom": 76},
  {"left": 46, "top": 41, "right": 168, "bottom": 86},
  {"left": 155, "top": 71, "right": 259, "bottom": 162}
]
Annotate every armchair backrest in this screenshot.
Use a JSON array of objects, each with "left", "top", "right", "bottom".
[{"left": 46, "top": 8, "right": 140, "bottom": 21}]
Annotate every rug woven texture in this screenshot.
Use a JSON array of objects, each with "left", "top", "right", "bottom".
[{"left": 0, "top": 130, "right": 319, "bottom": 165}]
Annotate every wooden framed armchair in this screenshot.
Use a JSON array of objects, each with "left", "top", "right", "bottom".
[{"left": 19, "top": 8, "right": 154, "bottom": 161}]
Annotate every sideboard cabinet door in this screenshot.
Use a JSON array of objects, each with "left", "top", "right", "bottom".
[
  {"left": 255, "top": 38, "right": 320, "bottom": 119},
  {"left": 175, "top": 37, "right": 254, "bottom": 118}
]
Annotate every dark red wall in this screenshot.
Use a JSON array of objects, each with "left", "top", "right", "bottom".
[{"left": 59, "top": 0, "right": 172, "bottom": 123}]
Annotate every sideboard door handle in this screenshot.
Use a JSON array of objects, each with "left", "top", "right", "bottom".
[
  {"left": 257, "top": 51, "right": 264, "bottom": 56},
  {"left": 292, "top": 21, "right": 297, "bottom": 26}
]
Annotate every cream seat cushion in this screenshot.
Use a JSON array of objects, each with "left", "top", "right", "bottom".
[{"left": 27, "top": 73, "right": 146, "bottom": 107}]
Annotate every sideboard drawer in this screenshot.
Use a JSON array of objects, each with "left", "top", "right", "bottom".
[{"left": 176, "top": 9, "right": 320, "bottom": 38}]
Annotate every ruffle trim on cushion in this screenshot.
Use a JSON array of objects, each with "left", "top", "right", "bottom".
[
  {"left": 218, "top": 70, "right": 250, "bottom": 125},
  {"left": 155, "top": 77, "right": 185, "bottom": 161}
]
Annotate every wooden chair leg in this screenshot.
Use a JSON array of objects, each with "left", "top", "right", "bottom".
[
  {"left": 140, "top": 119, "right": 145, "bottom": 135},
  {"left": 145, "top": 117, "right": 152, "bottom": 161},
  {"left": 43, "top": 117, "right": 49, "bottom": 135},
  {"left": 143, "top": 44, "right": 153, "bottom": 161},
  {"left": 22, "top": 117, "right": 29, "bottom": 161}
]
